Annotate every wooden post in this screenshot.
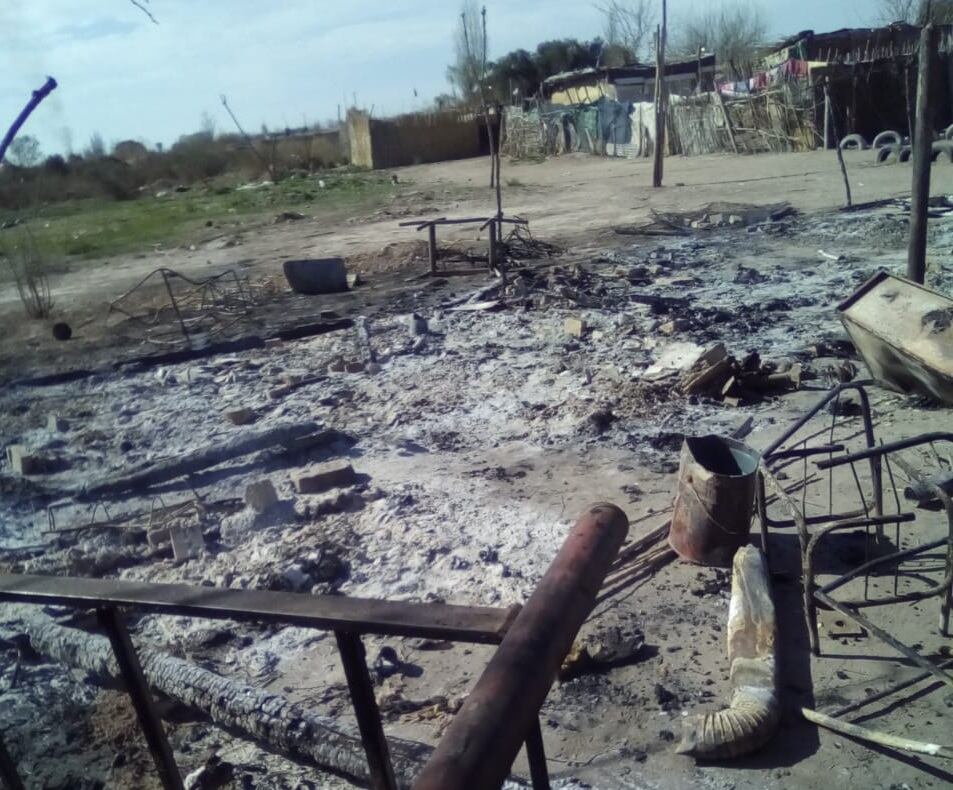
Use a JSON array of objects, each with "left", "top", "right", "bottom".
[
  {"left": 427, "top": 223, "right": 437, "bottom": 273},
  {"left": 652, "top": 2, "right": 668, "bottom": 188},
  {"left": 716, "top": 90, "right": 739, "bottom": 154},
  {"left": 696, "top": 46, "right": 703, "bottom": 93},
  {"left": 909, "top": 24, "right": 938, "bottom": 285},
  {"left": 825, "top": 79, "right": 853, "bottom": 209},
  {"left": 823, "top": 88, "right": 830, "bottom": 150}
]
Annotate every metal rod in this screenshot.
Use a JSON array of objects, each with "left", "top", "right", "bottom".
[
  {"left": 0, "top": 731, "right": 24, "bottom": 790},
  {"left": 525, "top": 719, "right": 551, "bottom": 790},
  {"left": 97, "top": 607, "right": 183, "bottom": 790},
  {"left": 830, "top": 657, "right": 953, "bottom": 718},
  {"left": 814, "top": 591, "right": 953, "bottom": 692},
  {"left": 0, "top": 574, "right": 517, "bottom": 645},
  {"left": 413, "top": 504, "right": 629, "bottom": 790},
  {"left": 335, "top": 631, "right": 397, "bottom": 790}
]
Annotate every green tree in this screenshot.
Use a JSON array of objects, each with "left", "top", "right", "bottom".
[{"left": 6, "top": 135, "right": 42, "bottom": 167}]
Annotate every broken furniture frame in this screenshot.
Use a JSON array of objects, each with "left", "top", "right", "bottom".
[
  {"left": 398, "top": 215, "right": 529, "bottom": 274},
  {"left": 107, "top": 267, "right": 255, "bottom": 348},
  {"left": 756, "top": 382, "right": 953, "bottom": 740},
  {"left": 0, "top": 504, "right": 628, "bottom": 790}
]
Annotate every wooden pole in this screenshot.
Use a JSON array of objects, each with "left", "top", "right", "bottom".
[
  {"left": 823, "top": 88, "right": 830, "bottom": 150},
  {"left": 652, "top": 1, "right": 668, "bottom": 188},
  {"left": 716, "top": 91, "right": 739, "bottom": 154},
  {"left": 908, "top": 24, "right": 938, "bottom": 285},
  {"left": 825, "top": 79, "right": 852, "bottom": 208}
]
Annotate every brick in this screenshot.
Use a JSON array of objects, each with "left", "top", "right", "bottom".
[
  {"left": 6, "top": 445, "right": 47, "bottom": 475},
  {"left": 244, "top": 479, "right": 278, "bottom": 513},
  {"left": 170, "top": 523, "right": 204, "bottom": 561},
  {"left": 659, "top": 318, "right": 690, "bottom": 335},
  {"left": 293, "top": 459, "right": 356, "bottom": 494},
  {"left": 564, "top": 317, "right": 587, "bottom": 338},
  {"left": 47, "top": 415, "right": 69, "bottom": 432},
  {"left": 225, "top": 408, "right": 256, "bottom": 426}
]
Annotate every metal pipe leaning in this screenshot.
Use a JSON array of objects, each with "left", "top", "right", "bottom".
[
  {"left": 412, "top": 503, "right": 629, "bottom": 790},
  {"left": 677, "top": 545, "right": 779, "bottom": 759}
]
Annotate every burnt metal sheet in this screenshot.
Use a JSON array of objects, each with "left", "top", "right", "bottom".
[
  {"left": 839, "top": 270, "right": 953, "bottom": 403},
  {"left": 0, "top": 574, "right": 518, "bottom": 644}
]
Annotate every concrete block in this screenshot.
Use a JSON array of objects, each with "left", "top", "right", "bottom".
[
  {"left": 283, "top": 258, "right": 348, "bottom": 294},
  {"left": 293, "top": 459, "right": 357, "bottom": 494},
  {"left": 225, "top": 408, "right": 256, "bottom": 426},
  {"left": 170, "top": 523, "right": 204, "bottom": 561},
  {"left": 244, "top": 479, "right": 278, "bottom": 513},
  {"left": 328, "top": 356, "right": 346, "bottom": 373},
  {"left": 565, "top": 317, "right": 587, "bottom": 338},
  {"left": 345, "top": 360, "right": 365, "bottom": 374}
]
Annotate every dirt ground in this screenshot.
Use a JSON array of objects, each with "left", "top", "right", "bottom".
[
  {"left": 1, "top": 149, "right": 952, "bottom": 790},
  {"left": 2, "top": 149, "right": 948, "bottom": 381}
]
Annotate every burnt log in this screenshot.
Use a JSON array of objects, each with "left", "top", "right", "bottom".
[{"left": 26, "top": 618, "right": 433, "bottom": 788}]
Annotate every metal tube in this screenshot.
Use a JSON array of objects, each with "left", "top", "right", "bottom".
[
  {"left": 413, "top": 503, "right": 629, "bottom": 790},
  {"left": 97, "top": 607, "right": 183, "bottom": 790},
  {"left": 0, "top": 77, "right": 57, "bottom": 164},
  {"left": 335, "top": 631, "right": 397, "bottom": 790}
]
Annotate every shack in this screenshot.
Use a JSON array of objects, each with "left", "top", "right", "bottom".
[{"left": 543, "top": 54, "right": 717, "bottom": 106}]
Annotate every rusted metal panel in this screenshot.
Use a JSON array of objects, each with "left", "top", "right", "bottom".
[
  {"left": 412, "top": 503, "right": 629, "bottom": 790},
  {"left": 0, "top": 574, "right": 517, "bottom": 644},
  {"left": 839, "top": 270, "right": 953, "bottom": 404}
]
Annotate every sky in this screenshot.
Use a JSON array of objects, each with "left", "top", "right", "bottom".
[{"left": 1, "top": 1, "right": 875, "bottom": 157}]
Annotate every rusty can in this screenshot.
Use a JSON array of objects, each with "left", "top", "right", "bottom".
[{"left": 669, "top": 435, "right": 760, "bottom": 567}]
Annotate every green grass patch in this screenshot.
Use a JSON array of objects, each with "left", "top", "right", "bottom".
[{"left": 2, "top": 170, "right": 396, "bottom": 263}]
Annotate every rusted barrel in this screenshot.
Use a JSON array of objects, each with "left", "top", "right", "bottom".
[{"left": 669, "top": 435, "right": 760, "bottom": 567}]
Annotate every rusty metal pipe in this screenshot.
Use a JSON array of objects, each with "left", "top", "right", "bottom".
[{"left": 412, "top": 503, "right": 629, "bottom": 790}]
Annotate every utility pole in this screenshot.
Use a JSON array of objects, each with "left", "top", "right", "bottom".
[
  {"left": 908, "top": 23, "right": 937, "bottom": 284},
  {"left": 652, "top": 0, "right": 667, "bottom": 188}
]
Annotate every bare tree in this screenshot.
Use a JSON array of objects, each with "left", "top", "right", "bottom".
[
  {"left": 597, "top": 0, "right": 657, "bottom": 62},
  {"left": 875, "top": 0, "right": 918, "bottom": 22},
  {"left": 874, "top": 0, "right": 953, "bottom": 23},
  {"left": 447, "top": 0, "right": 487, "bottom": 105},
  {"left": 127, "top": 0, "right": 158, "bottom": 24},
  {"left": 672, "top": 1, "right": 767, "bottom": 80}
]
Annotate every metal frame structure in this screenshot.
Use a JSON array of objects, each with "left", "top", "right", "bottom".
[
  {"left": 107, "top": 267, "right": 256, "bottom": 348},
  {"left": 399, "top": 215, "right": 529, "bottom": 274},
  {"left": 0, "top": 504, "right": 628, "bottom": 790},
  {"left": 756, "top": 382, "right": 953, "bottom": 723}
]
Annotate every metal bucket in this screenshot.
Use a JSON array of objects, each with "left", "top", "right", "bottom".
[{"left": 669, "top": 435, "right": 760, "bottom": 567}]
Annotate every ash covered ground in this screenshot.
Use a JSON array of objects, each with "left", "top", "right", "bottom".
[{"left": 2, "top": 199, "right": 953, "bottom": 790}]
